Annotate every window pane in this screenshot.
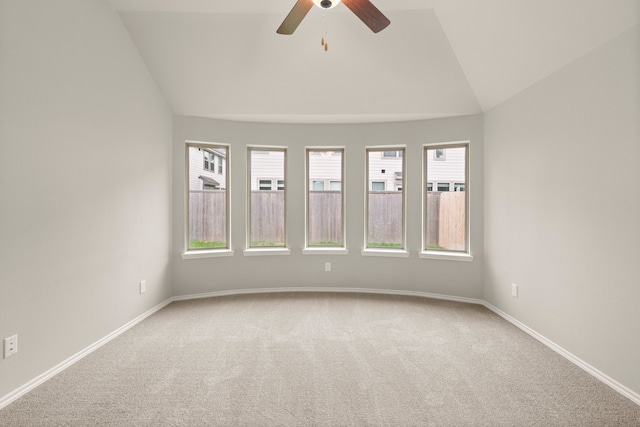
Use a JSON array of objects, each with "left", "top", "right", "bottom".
[
  {"left": 425, "top": 145, "right": 467, "bottom": 252},
  {"left": 371, "top": 182, "right": 385, "bottom": 191},
  {"left": 249, "top": 149, "right": 286, "bottom": 247},
  {"left": 187, "top": 145, "right": 228, "bottom": 250},
  {"left": 259, "top": 180, "right": 272, "bottom": 190},
  {"left": 367, "top": 148, "right": 404, "bottom": 249},
  {"left": 308, "top": 149, "right": 343, "bottom": 247}
]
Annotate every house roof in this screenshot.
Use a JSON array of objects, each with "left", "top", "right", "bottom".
[{"left": 109, "top": 0, "right": 639, "bottom": 124}]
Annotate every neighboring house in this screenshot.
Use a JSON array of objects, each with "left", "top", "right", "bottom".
[
  {"left": 249, "top": 150, "right": 286, "bottom": 191},
  {"left": 308, "top": 151, "right": 343, "bottom": 191},
  {"left": 188, "top": 146, "right": 226, "bottom": 190},
  {"left": 211, "top": 147, "right": 464, "bottom": 193},
  {"left": 425, "top": 147, "right": 466, "bottom": 192},
  {"left": 368, "top": 150, "right": 404, "bottom": 191}
]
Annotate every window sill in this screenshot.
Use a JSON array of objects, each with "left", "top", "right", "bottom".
[
  {"left": 361, "top": 249, "right": 410, "bottom": 258},
  {"left": 419, "top": 251, "right": 473, "bottom": 262},
  {"left": 302, "top": 247, "right": 349, "bottom": 255},
  {"left": 182, "top": 249, "right": 235, "bottom": 260},
  {"left": 243, "top": 248, "right": 291, "bottom": 256}
]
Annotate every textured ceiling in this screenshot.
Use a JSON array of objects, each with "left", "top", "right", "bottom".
[{"left": 109, "top": 0, "right": 639, "bottom": 123}]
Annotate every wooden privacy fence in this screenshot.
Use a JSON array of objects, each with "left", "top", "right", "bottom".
[
  {"left": 189, "top": 190, "right": 226, "bottom": 243},
  {"left": 309, "top": 191, "right": 342, "bottom": 244},
  {"left": 368, "top": 192, "right": 403, "bottom": 244},
  {"left": 427, "top": 192, "right": 466, "bottom": 250},
  {"left": 250, "top": 191, "right": 285, "bottom": 244},
  {"left": 190, "top": 190, "right": 465, "bottom": 249}
]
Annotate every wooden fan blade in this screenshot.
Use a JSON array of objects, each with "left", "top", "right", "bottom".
[
  {"left": 341, "top": 0, "right": 390, "bottom": 33},
  {"left": 277, "top": 0, "right": 314, "bottom": 35}
]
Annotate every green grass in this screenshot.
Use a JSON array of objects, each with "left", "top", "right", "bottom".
[
  {"left": 368, "top": 242, "right": 403, "bottom": 249},
  {"left": 250, "top": 241, "right": 285, "bottom": 247},
  {"left": 426, "top": 245, "right": 445, "bottom": 250},
  {"left": 190, "top": 240, "right": 226, "bottom": 249},
  {"left": 308, "top": 241, "right": 342, "bottom": 247}
]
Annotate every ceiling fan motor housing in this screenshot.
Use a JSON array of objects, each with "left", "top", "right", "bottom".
[{"left": 320, "top": 0, "right": 332, "bottom": 8}]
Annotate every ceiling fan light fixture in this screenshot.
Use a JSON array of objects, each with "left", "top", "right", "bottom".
[
  {"left": 277, "top": 0, "right": 389, "bottom": 35},
  {"left": 312, "top": 0, "right": 341, "bottom": 9}
]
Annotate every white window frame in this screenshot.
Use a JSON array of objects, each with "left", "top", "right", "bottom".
[
  {"left": 434, "top": 148, "right": 446, "bottom": 161},
  {"left": 382, "top": 150, "right": 403, "bottom": 158},
  {"left": 258, "top": 179, "right": 273, "bottom": 190},
  {"left": 421, "top": 142, "right": 472, "bottom": 262},
  {"left": 371, "top": 181, "right": 386, "bottom": 191},
  {"left": 244, "top": 146, "right": 290, "bottom": 256},
  {"left": 437, "top": 182, "right": 451, "bottom": 192},
  {"left": 182, "top": 141, "right": 233, "bottom": 259},
  {"left": 303, "top": 147, "right": 347, "bottom": 255},
  {"left": 363, "top": 146, "right": 408, "bottom": 257}
]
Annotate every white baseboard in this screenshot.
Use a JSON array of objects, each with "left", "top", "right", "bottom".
[
  {"left": 2, "top": 289, "right": 638, "bottom": 410},
  {"left": 483, "top": 302, "right": 640, "bottom": 406},
  {"left": 0, "top": 298, "right": 173, "bottom": 410},
  {"left": 172, "top": 286, "right": 485, "bottom": 306}
]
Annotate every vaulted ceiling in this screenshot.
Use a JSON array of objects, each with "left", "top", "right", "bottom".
[{"left": 109, "top": 0, "right": 639, "bottom": 123}]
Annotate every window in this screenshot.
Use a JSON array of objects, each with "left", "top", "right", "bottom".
[
  {"left": 427, "top": 182, "right": 433, "bottom": 192},
  {"left": 186, "top": 143, "right": 229, "bottom": 250},
  {"left": 383, "top": 151, "right": 403, "bottom": 158},
  {"left": 203, "top": 151, "right": 215, "bottom": 171},
  {"left": 306, "top": 148, "right": 345, "bottom": 248},
  {"left": 366, "top": 147, "right": 405, "bottom": 250},
  {"left": 259, "top": 179, "right": 272, "bottom": 190},
  {"left": 425, "top": 144, "right": 468, "bottom": 252},
  {"left": 248, "top": 148, "right": 286, "bottom": 248},
  {"left": 218, "top": 156, "right": 223, "bottom": 174},
  {"left": 371, "top": 181, "right": 386, "bottom": 191}
]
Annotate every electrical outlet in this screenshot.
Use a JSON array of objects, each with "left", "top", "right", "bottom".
[
  {"left": 140, "top": 280, "right": 146, "bottom": 294},
  {"left": 4, "top": 335, "right": 18, "bottom": 358},
  {"left": 325, "top": 262, "right": 331, "bottom": 272},
  {"left": 512, "top": 283, "right": 518, "bottom": 298}
]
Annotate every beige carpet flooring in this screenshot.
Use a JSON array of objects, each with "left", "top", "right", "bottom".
[{"left": 1, "top": 292, "right": 639, "bottom": 426}]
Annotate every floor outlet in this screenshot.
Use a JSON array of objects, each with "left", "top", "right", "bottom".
[
  {"left": 512, "top": 283, "right": 518, "bottom": 298},
  {"left": 4, "top": 335, "right": 18, "bottom": 359},
  {"left": 325, "top": 262, "right": 331, "bottom": 272},
  {"left": 140, "top": 280, "right": 146, "bottom": 294}
]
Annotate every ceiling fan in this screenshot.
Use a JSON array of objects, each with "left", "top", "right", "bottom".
[{"left": 277, "top": 0, "right": 390, "bottom": 35}]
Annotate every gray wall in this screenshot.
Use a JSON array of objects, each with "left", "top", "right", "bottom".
[
  {"left": 0, "top": 0, "right": 173, "bottom": 398},
  {"left": 3, "top": 0, "right": 638, "bottom": 407},
  {"left": 172, "top": 116, "right": 484, "bottom": 298},
  {"left": 484, "top": 25, "right": 640, "bottom": 394}
]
